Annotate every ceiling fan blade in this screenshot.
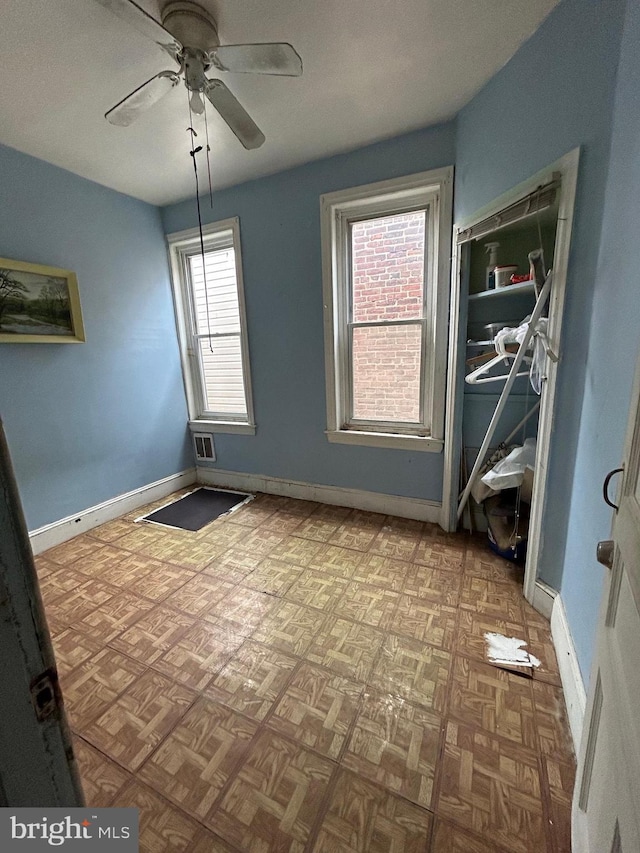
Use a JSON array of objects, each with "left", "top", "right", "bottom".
[
  {"left": 204, "top": 79, "right": 265, "bottom": 149},
  {"left": 209, "top": 43, "right": 303, "bottom": 76},
  {"left": 106, "top": 71, "right": 180, "bottom": 126},
  {"left": 94, "top": 0, "right": 182, "bottom": 60}
]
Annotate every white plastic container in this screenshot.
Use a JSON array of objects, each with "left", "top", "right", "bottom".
[{"left": 494, "top": 265, "right": 518, "bottom": 288}]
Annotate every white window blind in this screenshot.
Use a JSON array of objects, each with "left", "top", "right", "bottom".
[
  {"left": 189, "top": 249, "right": 247, "bottom": 417},
  {"left": 168, "top": 217, "right": 255, "bottom": 433}
]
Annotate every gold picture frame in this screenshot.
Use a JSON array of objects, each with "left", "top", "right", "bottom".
[{"left": 0, "top": 257, "right": 85, "bottom": 343}]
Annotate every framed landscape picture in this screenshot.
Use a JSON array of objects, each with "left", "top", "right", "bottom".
[{"left": 0, "top": 258, "right": 85, "bottom": 343}]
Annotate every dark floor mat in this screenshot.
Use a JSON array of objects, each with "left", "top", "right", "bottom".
[{"left": 141, "top": 488, "right": 251, "bottom": 531}]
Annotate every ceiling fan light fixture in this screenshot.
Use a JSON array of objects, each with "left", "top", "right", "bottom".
[{"left": 189, "top": 90, "right": 205, "bottom": 115}]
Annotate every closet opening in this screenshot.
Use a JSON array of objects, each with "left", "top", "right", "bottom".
[{"left": 441, "top": 149, "right": 580, "bottom": 615}]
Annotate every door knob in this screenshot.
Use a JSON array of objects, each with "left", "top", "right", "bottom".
[{"left": 596, "top": 540, "right": 614, "bottom": 570}]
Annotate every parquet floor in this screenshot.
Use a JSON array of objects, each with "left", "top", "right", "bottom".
[{"left": 36, "top": 490, "right": 575, "bottom": 852}]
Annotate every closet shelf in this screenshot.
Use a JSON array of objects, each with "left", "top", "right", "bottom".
[{"left": 468, "top": 281, "right": 536, "bottom": 301}]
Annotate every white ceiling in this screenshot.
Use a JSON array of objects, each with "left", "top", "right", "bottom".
[{"left": 0, "top": 0, "right": 558, "bottom": 206}]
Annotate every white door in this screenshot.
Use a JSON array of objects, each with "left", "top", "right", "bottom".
[
  {"left": 0, "top": 418, "right": 83, "bottom": 805},
  {"left": 573, "top": 353, "right": 640, "bottom": 852}
]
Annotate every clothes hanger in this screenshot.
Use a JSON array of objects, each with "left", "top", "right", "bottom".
[{"left": 465, "top": 351, "right": 532, "bottom": 385}]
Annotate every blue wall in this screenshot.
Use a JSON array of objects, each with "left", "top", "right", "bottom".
[
  {"left": 560, "top": 0, "right": 640, "bottom": 678},
  {"left": 2, "top": 0, "right": 634, "bottom": 681},
  {"left": 0, "top": 144, "right": 191, "bottom": 530},
  {"left": 455, "top": 0, "right": 625, "bottom": 676},
  {"left": 162, "top": 123, "right": 456, "bottom": 501}
]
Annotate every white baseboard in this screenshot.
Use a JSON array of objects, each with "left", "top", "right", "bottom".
[
  {"left": 29, "top": 468, "right": 197, "bottom": 555},
  {"left": 196, "top": 467, "right": 441, "bottom": 522},
  {"left": 551, "top": 593, "right": 587, "bottom": 755},
  {"left": 572, "top": 807, "right": 590, "bottom": 853},
  {"left": 533, "top": 579, "right": 556, "bottom": 619}
]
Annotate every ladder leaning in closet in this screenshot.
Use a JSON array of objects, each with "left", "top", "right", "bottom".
[{"left": 457, "top": 249, "right": 556, "bottom": 522}]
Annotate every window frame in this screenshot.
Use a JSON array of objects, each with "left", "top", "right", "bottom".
[
  {"left": 167, "top": 217, "right": 256, "bottom": 435},
  {"left": 320, "top": 167, "right": 453, "bottom": 452}
]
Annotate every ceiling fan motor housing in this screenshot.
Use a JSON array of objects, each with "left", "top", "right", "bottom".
[{"left": 161, "top": 1, "right": 220, "bottom": 52}]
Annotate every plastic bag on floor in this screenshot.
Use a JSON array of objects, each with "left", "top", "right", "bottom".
[
  {"left": 470, "top": 444, "right": 511, "bottom": 504},
  {"left": 480, "top": 437, "right": 536, "bottom": 491}
]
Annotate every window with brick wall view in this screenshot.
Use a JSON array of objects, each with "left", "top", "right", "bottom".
[
  {"left": 350, "top": 210, "right": 426, "bottom": 424},
  {"left": 322, "top": 168, "right": 452, "bottom": 448}
]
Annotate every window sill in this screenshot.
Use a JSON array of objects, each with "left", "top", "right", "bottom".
[
  {"left": 325, "top": 429, "right": 443, "bottom": 452},
  {"left": 189, "top": 420, "right": 256, "bottom": 436}
]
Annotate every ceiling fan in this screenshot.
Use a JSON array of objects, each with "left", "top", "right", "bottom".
[{"left": 95, "top": 0, "right": 303, "bottom": 149}]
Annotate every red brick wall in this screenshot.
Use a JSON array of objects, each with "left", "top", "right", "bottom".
[{"left": 351, "top": 211, "right": 425, "bottom": 422}]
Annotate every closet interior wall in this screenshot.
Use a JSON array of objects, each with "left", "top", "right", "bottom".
[{"left": 460, "top": 210, "right": 559, "bottom": 532}]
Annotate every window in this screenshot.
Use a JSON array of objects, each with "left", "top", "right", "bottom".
[
  {"left": 168, "top": 217, "right": 255, "bottom": 434},
  {"left": 320, "top": 168, "right": 453, "bottom": 451}
]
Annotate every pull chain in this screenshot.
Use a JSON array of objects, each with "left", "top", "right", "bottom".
[
  {"left": 203, "top": 96, "right": 214, "bottom": 208},
  {"left": 187, "top": 96, "right": 213, "bottom": 352}
]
